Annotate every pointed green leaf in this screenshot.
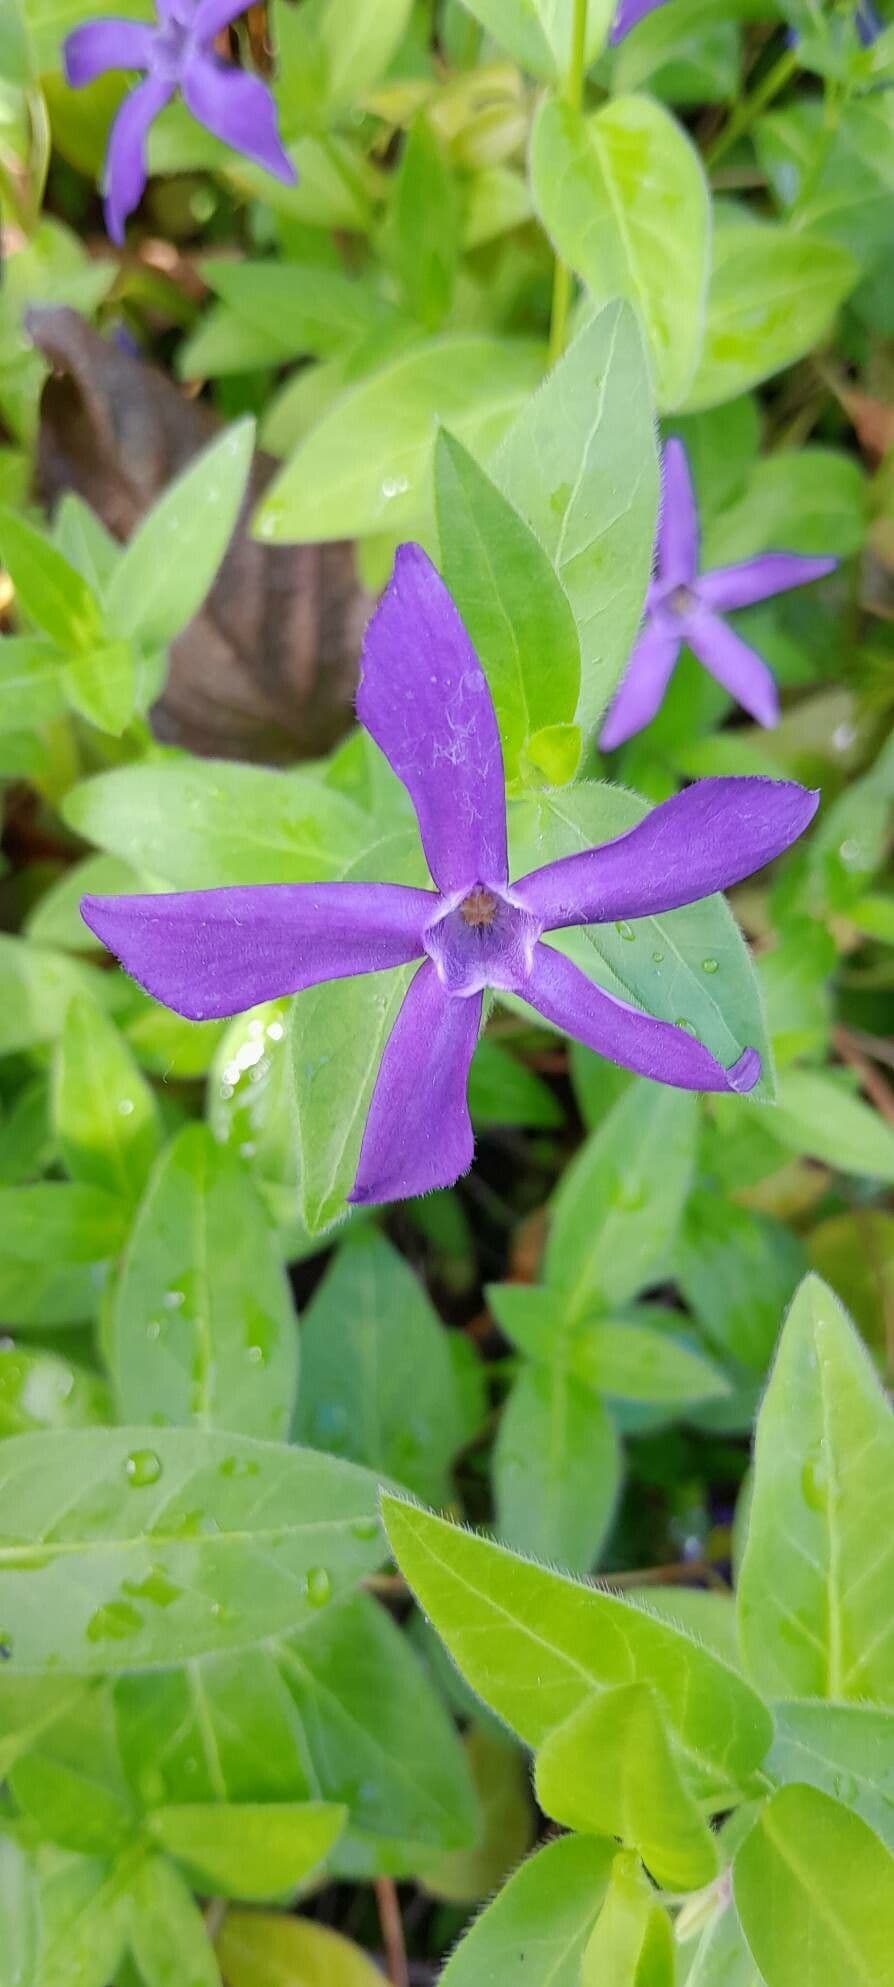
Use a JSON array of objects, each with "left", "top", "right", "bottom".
[
  {"left": 531, "top": 95, "right": 711, "bottom": 406},
  {"left": 494, "top": 1364, "right": 621, "bottom": 1572},
  {"left": 681, "top": 221, "right": 858, "bottom": 412},
  {"left": 112, "top": 1125, "right": 298, "bottom": 1440},
  {"left": 0, "top": 507, "right": 101, "bottom": 651},
  {"left": 536, "top": 1685, "right": 720, "bottom": 1890},
  {"left": 0, "top": 1183, "right": 128, "bottom": 1264},
  {"left": 581, "top": 1851, "right": 675, "bottom": 1986},
  {"left": 571, "top": 1317, "right": 729, "bottom": 1404},
  {"left": 450, "top": 0, "right": 613, "bottom": 79},
  {"left": 440, "top": 1834, "right": 616, "bottom": 1987},
  {"left": 149, "top": 1800, "right": 345, "bottom": 1900},
  {"left": 217, "top": 1912, "right": 386, "bottom": 1987},
  {"left": 0, "top": 1428, "right": 387, "bottom": 1672},
  {"left": 766, "top": 1701, "right": 894, "bottom": 1851},
  {"left": 546, "top": 1083, "right": 698, "bottom": 1317},
  {"left": 737, "top": 1275, "right": 894, "bottom": 1702},
  {"left": 734, "top": 1785, "right": 894, "bottom": 1987},
  {"left": 105, "top": 419, "right": 255, "bottom": 651},
  {"left": 63, "top": 639, "right": 135, "bottom": 737},
  {"left": 0, "top": 1837, "right": 39, "bottom": 1987},
  {"left": 494, "top": 304, "right": 658, "bottom": 735},
  {"left": 382, "top": 1496, "right": 773, "bottom": 1801},
  {"left": 127, "top": 1856, "right": 220, "bottom": 1987},
  {"left": 0, "top": 637, "right": 64, "bottom": 735},
  {"left": 54, "top": 994, "right": 160, "bottom": 1205},
  {"left": 435, "top": 428, "right": 580, "bottom": 784},
  {"left": 421, "top": 1727, "right": 532, "bottom": 1903},
  {"left": 389, "top": 117, "right": 460, "bottom": 330}
]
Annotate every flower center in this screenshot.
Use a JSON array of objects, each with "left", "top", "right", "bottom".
[
  {"left": 669, "top": 583, "right": 696, "bottom": 617},
  {"left": 424, "top": 885, "right": 540, "bottom": 998},
  {"left": 459, "top": 887, "right": 498, "bottom": 929}
]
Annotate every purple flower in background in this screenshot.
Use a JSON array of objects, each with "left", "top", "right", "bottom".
[
  {"left": 600, "top": 440, "right": 837, "bottom": 751},
  {"left": 611, "top": 0, "right": 672, "bottom": 44},
  {"left": 856, "top": 1, "right": 883, "bottom": 46},
  {"left": 64, "top": 0, "right": 295, "bottom": 244},
  {"left": 82, "top": 547, "right": 818, "bottom": 1205}
]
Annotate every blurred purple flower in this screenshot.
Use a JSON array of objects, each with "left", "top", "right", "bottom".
[
  {"left": 64, "top": 0, "right": 295, "bottom": 244},
  {"left": 856, "top": 1, "right": 883, "bottom": 45},
  {"left": 82, "top": 546, "right": 818, "bottom": 1204},
  {"left": 600, "top": 440, "right": 837, "bottom": 750},
  {"left": 611, "top": 0, "right": 671, "bottom": 44}
]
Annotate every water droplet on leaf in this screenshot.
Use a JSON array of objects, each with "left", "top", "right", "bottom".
[
  {"left": 125, "top": 1448, "right": 162, "bottom": 1488},
  {"left": 305, "top": 1565, "right": 332, "bottom": 1609},
  {"left": 702, "top": 957, "right": 719, "bottom": 975}
]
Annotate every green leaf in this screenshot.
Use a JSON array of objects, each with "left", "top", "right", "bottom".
[
  {"left": 703, "top": 448, "right": 866, "bottom": 563},
  {"left": 62, "top": 760, "right": 365, "bottom": 889},
  {"left": 734, "top": 1785, "right": 894, "bottom": 1987},
  {"left": 766, "top": 1701, "right": 894, "bottom": 1852},
  {"left": 0, "top": 507, "right": 101, "bottom": 652},
  {"left": 187, "top": 260, "right": 390, "bottom": 367},
  {"left": 104, "top": 420, "right": 255, "bottom": 652},
  {"left": 581, "top": 1851, "right": 676, "bottom": 1986},
  {"left": 545, "top": 1082, "right": 698, "bottom": 1317},
  {"left": 382, "top": 1496, "right": 773, "bottom": 1801},
  {"left": 0, "top": 1428, "right": 386, "bottom": 1672},
  {"left": 508, "top": 784, "right": 773, "bottom": 1095},
  {"left": 683, "top": 1899, "right": 761, "bottom": 1987},
  {"left": 536, "top": 1685, "right": 720, "bottom": 1890},
  {"left": 217, "top": 1912, "right": 385, "bottom": 1987},
  {"left": 0, "top": 1675, "right": 88, "bottom": 1779},
  {"left": 759, "top": 1068, "right": 894, "bottom": 1183},
  {"left": 9, "top": 1686, "right": 136, "bottom": 1854},
  {"left": 0, "top": 1183, "right": 128, "bottom": 1263},
  {"left": 0, "top": 637, "right": 64, "bottom": 736},
  {"left": 0, "top": 937, "right": 116, "bottom": 1058},
  {"left": 127, "top": 1856, "right": 220, "bottom": 1987},
  {"left": 0, "top": 1347, "right": 110, "bottom": 1438},
  {"left": 62, "top": 639, "right": 135, "bottom": 738},
  {"left": 439, "top": 1833, "right": 616, "bottom": 1987},
  {"left": 737, "top": 1274, "right": 894, "bottom": 1703},
  {"left": 571, "top": 1316, "right": 729, "bottom": 1404},
  {"left": 112, "top": 1125, "right": 298, "bottom": 1440},
  {"left": 389, "top": 117, "right": 460, "bottom": 330},
  {"left": 31, "top": 1849, "right": 128, "bottom": 1987},
  {"left": 435, "top": 429, "right": 580, "bottom": 785},
  {"left": 295, "top": 1230, "right": 470, "bottom": 1503},
  {"left": 25, "top": 855, "right": 142, "bottom": 954},
  {"left": 531, "top": 95, "right": 711, "bottom": 407},
  {"left": 674, "top": 1195, "right": 807, "bottom": 1374},
  {"left": 149, "top": 1800, "right": 345, "bottom": 1901},
  {"left": 494, "top": 303, "right": 658, "bottom": 736},
  {"left": 452, "top": 0, "right": 613, "bottom": 79},
  {"left": 421, "top": 1727, "right": 532, "bottom": 1903},
  {"left": 254, "top": 336, "right": 544, "bottom": 544},
  {"left": 54, "top": 994, "right": 160, "bottom": 1205},
  {"left": 612, "top": 0, "right": 741, "bottom": 105},
  {"left": 681, "top": 218, "right": 858, "bottom": 412},
  {"left": 0, "top": 1837, "right": 39, "bottom": 1987},
  {"left": 494, "top": 1364, "right": 621, "bottom": 1572},
  {"left": 468, "top": 1037, "right": 563, "bottom": 1128},
  {"left": 758, "top": 95, "right": 894, "bottom": 263}
]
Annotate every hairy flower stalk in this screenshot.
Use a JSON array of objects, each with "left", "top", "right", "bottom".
[
  {"left": 83, "top": 547, "right": 818, "bottom": 1204},
  {"left": 64, "top": 0, "right": 295, "bottom": 243},
  {"left": 600, "top": 440, "right": 837, "bottom": 750}
]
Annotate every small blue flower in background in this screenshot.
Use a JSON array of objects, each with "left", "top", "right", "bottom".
[
  {"left": 600, "top": 440, "right": 837, "bottom": 750},
  {"left": 64, "top": 0, "right": 295, "bottom": 244},
  {"left": 856, "top": 1, "right": 883, "bottom": 45},
  {"left": 611, "top": 0, "right": 672, "bottom": 43}
]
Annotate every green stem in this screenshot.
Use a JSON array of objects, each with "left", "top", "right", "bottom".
[
  {"left": 705, "top": 44, "right": 798, "bottom": 169},
  {"left": 547, "top": 0, "right": 589, "bottom": 368}
]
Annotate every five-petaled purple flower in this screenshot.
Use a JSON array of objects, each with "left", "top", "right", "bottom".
[
  {"left": 611, "top": 0, "right": 671, "bottom": 43},
  {"left": 64, "top": 0, "right": 295, "bottom": 245},
  {"left": 82, "top": 546, "right": 818, "bottom": 1205},
  {"left": 600, "top": 439, "right": 837, "bottom": 751}
]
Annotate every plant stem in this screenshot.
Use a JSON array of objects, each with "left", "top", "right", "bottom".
[
  {"left": 547, "top": 0, "right": 590, "bottom": 367},
  {"left": 705, "top": 44, "right": 798, "bottom": 168}
]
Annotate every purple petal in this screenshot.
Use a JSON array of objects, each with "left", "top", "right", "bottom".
[
  {"left": 80, "top": 883, "right": 433, "bottom": 1021},
  {"left": 598, "top": 619, "right": 680, "bottom": 751},
  {"left": 698, "top": 554, "right": 837, "bottom": 614},
  {"left": 192, "top": 0, "right": 253, "bottom": 37},
  {"left": 686, "top": 611, "right": 780, "bottom": 728},
  {"left": 349, "top": 962, "right": 482, "bottom": 1205},
  {"left": 658, "top": 438, "right": 699, "bottom": 587},
  {"left": 181, "top": 54, "right": 296, "bottom": 183},
  {"left": 64, "top": 18, "right": 155, "bottom": 85},
  {"left": 611, "top": 0, "right": 672, "bottom": 43},
  {"left": 103, "top": 75, "right": 175, "bottom": 244},
  {"left": 357, "top": 545, "right": 509, "bottom": 895},
  {"left": 513, "top": 777, "right": 819, "bottom": 929},
  {"left": 523, "top": 943, "right": 761, "bottom": 1094}
]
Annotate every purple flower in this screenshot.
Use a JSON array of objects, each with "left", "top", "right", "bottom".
[
  {"left": 64, "top": 0, "right": 295, "bottom": 245},
  {"left": 856, "top": 2, "right": 883, "bottom": 46},
  {"left": 81, "top": 546, "right": 818, "bottom": 1205},
  {"left": 611, "top": 0, "right": 672, "bottom": 44},
  {"left": 600, "top": 440, "right": 837, "bottom": 751}
]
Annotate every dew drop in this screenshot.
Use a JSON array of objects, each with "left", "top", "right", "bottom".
[
  {"left": 163, "top": 1288, "right": 185, "bottom": 1311},
  {"left": 702, "top": 957, "right": 719, "bottom": 975},
  {"left": 117, "top": 1097, "right": 135, "bottom": 1117},
  {"left": 615, "top": 920, "right": 635, "bottom": 941},
  {"left": 245, "top": 1344, "right": 264, "bottom": 1366},
  {"left": 651, "top": 950, "right": 664, "bottom": 964},
  {"left": 833, "top": 1771, "right": 858, "bottom": 1804},
  {"left": 305, "top": 1565, "right": 332, "bottom": 1609},
  {"left": 675, "top": 1018, "right": 698, "bottom": 1037},
  {"left": 350, "top": 1516, "right": 380, "bottom": 1542},
  {"left": 125, "top": 1448, "right": 162, "bottom": 1488},
  {"left": 218, "top": 1454, "right": 260, "bottom": 1479},
  {"left": 801, "top": 1453, "right": 828, "bottom": 1512}
]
